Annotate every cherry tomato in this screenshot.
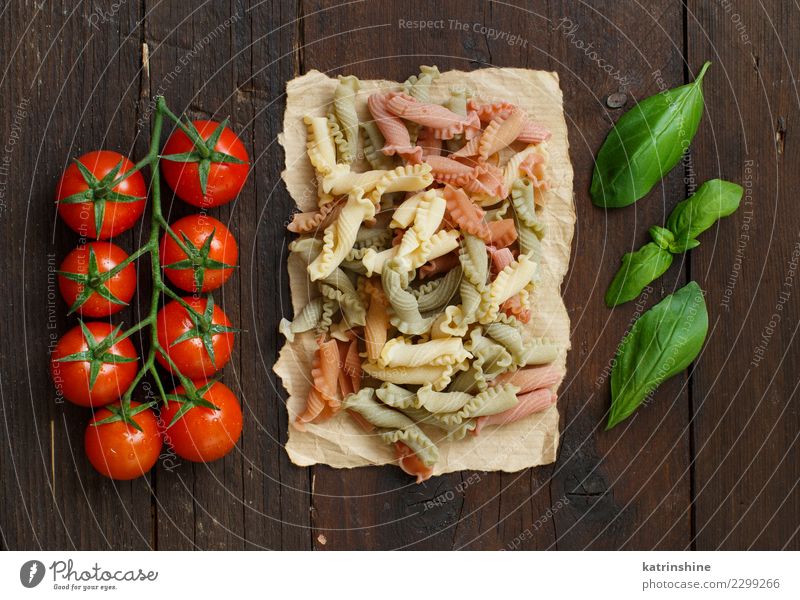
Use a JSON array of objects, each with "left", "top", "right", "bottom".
[
  {"left": 50, "top": 321, "right": 138, "bottom": 407},
  {"left": 57, "top": 241, "right": 136, "bottom": 317},
  {"left": 161, "top": 381, "right": 243, "bottom": 462},
  {"left": 160, "top": 214, "right": 238, "bottom": 293},
  {"left": 155, "top": 296, "right": 235, "bottom": 379},
  {"left": 161, "top": 120, "right": 249, "bottom": 208},
  {"left": 56, "top": 150, "right": 146, "bottom": 239},
  {"left": 85, "top": 402, "right": 162, "bottom": 480}
]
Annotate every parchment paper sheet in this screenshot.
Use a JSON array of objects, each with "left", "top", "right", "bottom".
[{"left": 274, "top": 68, "right": 575, "bottom": 475}]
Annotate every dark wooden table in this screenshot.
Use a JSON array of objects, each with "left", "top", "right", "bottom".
[{"left": 1, "top": 0, "right": 798, "bottom": 551}]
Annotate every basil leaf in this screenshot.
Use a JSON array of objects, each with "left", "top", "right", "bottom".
[
  {"left": 591, "top": 62, "right": 710, "bottom": 208},
  {"left": 607, "top": 281, "right": 708, "bottom": 429},
  {"left": 605, "top": 242, "right": 673, "bottom": 307},
  {"left": 667, "top": 179, "right": 743, "bottom": 253}
]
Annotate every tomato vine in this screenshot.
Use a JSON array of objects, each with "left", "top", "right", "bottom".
[{"left": 52, "top": 96, "right": 247, "bottom": 471}]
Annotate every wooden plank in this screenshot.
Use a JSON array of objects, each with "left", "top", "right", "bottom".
[
  {"left": 0, "top": 0, "right": 154, "bottom": 549},
  {"left": 145, "top": 0, "right": 247, "bottom": 551},
  {"left": 544, "top": 1, "right": 694, "bottom": 550},
  {"left": 687, "top": 0, "right": 800, "bottom": 550},
  {"left": 240, "top": 0, "right": 313, "bottom": 550}
]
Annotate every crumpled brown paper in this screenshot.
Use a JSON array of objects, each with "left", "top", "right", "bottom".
[{"left": 274, "top": 68, "right": 575, "bottom": 474}]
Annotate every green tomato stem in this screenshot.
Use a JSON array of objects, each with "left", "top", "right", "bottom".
[{"left": 115, "top": 96, "right": 203, "bottom": 410}]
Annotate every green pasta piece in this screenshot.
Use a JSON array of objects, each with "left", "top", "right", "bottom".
[
  {"left": 435, "top": 383, "right": 520, "bottom": 427},
  {"left": 414, "top": 266, "right": 462, "bottom": 313},
  {"left": 360, "top": 121, "right": 396, "bottom": 170},
  {"left": 332, "top": 75, "right": 360, "bottom": 164},
  {"left": 344, "top": 388, "right": 440, "bottom": 467},
  {"left": 375, "top": 382, "right": 418, "bottom": 409},
  {"left": 485, "top": 199, "right": 510, "bottom": 221},
  {"left": 444, "top": 84, "right": 471, "bottom": 153},
  {"left": 399, "top": 405, "right": 476, "bottom": 441},
  {"left": 511, "top": 177, "right": 545, "bottom": 235},
  {"left": 485, "top": 322, "right": 528, "bottom": 367},
  {"left": 279, "top": 297, "right": 325, "bottom": 342},
  {"left": 316, "top": 295, "right": 338, "bottom": 333},
  {"left": 403, "top": 65, "right": 441, "bottom": 103},
  {"left": 458, "top": 233, "right": 489, "bottom": 326},
  {"left": 289, "top": 236, "right": 323, "bottom": 262},
  {"left": 382, "top": 258, "right": 435, "bottom": 335},
  {"left": 319, "top": 267, "right": 366, "bottom": 326},
  {"left": 327, "top": 112, "right": 350, "bottom": 165}
]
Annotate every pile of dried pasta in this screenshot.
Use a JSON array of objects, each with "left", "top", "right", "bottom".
[{"left": 281, "top": 66, "right": 564, "bottom": 482}]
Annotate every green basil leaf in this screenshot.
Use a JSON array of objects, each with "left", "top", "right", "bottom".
[
  {"left": 607, "top": 281, "right": 708, "bottom": 429},
  {"left": 605, "top": 242, "right": 673, "bottom": 307},
  {"left": 591, "top": 62, "right": 710, "bottom": 208},
  {"left": 667, "top": 179, "right": 743, "bottom": 252},
  {"left": 648, "top": 225, "right": 675, "bottom": 250}
]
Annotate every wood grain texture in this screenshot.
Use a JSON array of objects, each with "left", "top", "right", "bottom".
[
  {"left": 0, "top": 0, "right": 796, "bottom": 550},
  {"left": 687, "top": 0, "right": 800, "bottom": 551}
]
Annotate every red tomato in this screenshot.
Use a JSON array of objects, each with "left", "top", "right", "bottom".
[
  {"left": 160, "top": 214, "right": 238, "bottom": 292},
  {"left": 161, "top": 381, "right": 243, "bottom": 462},
  {"left": 56, "top": 150, "right": 147, "bottom": 239},
  {"left": 57, "top": 241, "right": 136, "bottom": 317},
  {"left": 85, "top": 402, "right": 162, "bottom": 480},
  {"left": 155, "top": 296, "right": 235, "bottom": 379},
  {"left": 161, "top": 120, "right": 249, "bottom": 208},
  {"left": 50, "top": 321, "right": 138, "bottom": 407}
]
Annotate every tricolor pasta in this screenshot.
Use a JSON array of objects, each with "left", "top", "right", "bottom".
[{"left": 280, "top": 67, "right": 565, "bottom": 482}]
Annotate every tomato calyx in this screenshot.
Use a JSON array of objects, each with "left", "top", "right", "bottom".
[
  {"left": 58, "top": 159, "right": 145, "bottom": 239},
  {"left": 91, "top": 400, "right": 156, "bottom": 433},
  {"left": 55, "top": 321, "right": 138, "bottom": 390},
  {"left": 160, "top": 118, "right": 247, "bottom": 196},
  {"left": 163, "top": 378, "right": 221, "bottom": 427},
  {"left": 162, "top": 228, "right": 237, "bottom": 292},
  {"left": 170, "top": 295, "right": 238, "bottom": 369},
  {"left": 57, "top": 245, "right": 130, "bottom": 314}
]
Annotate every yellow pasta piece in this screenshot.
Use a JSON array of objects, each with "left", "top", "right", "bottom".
[
  {"left": 362, "top": 360, "right": 468, "bottom": 391},
  {"left": 367, "top": 164, "right": 434, "bottom": 205},
  {"left": 303, "top": 115, "right": 337, "bottom": 176},
  {"left": 322, "top": 167, "right": 389, "bottom": 196},
  {"left": 362, "top": 229, "right": 459, "bottom": 276},
  {"left": 308, "top": 189, "right": 376, "bottom": 281},
  {"left": 481, "top": 253, "right": 538, "bottom": 323},
  {"left": 378, "top": 336, "right": 471, "bottom": 368}
]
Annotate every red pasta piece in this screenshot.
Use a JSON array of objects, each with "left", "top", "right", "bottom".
[
  {"left": 517, "top": 121, "right": 552, "bottom": 143},
  {"left": 468, "top": 99, "right": 515, "bottom": 123},
  {"left": 394, "top": 442, "right": 434, "bottom": 483},
  {"left": 386, "top": 92, "right": 481, "bottom": 140},
  {"left": 467, "top": 99, "right": 552, "bottom": 143},
  {"left": 417, "top": 125, "right": 443, "bottom": 158},
  {"left": 479, "top": 108, "right": 527, "bottom": 161},
  {"left": 474, "top": 389, "right": 556, "bottom": 434},
  {"left": 462, "top": 163, "right": 507, "bottom": 197},
  {"left": 367, "top": 93, "right": 423, "bottom": 163},
  {"left": 488, "top": 246, "right": 514, "bottom": 274},
  {"left": 419, "top": 251, "right": 460, "bottom": 279},
  {"left": 519, "top": 152, "right": 549, "bottom": 189},
  {"left": 294, "top": 336, "right": 342, "bottom": 430},
  {"left": 487, "top": 218, "right": 517, "bottom": 248},
  {"left": 443, "top": 184, "right": 490, "bottom": 240},
  {"left": 493, "top": 364, "right": 562, "bottom": 394},
  {"left": 501, "top": 295, "right": 531, "bottom": 323},
  {"left": 425, "top": 154, "right": 477, "bottom": 187},
  {"left": 287, "top": 198, "right": 343, "bottom": 234}
]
